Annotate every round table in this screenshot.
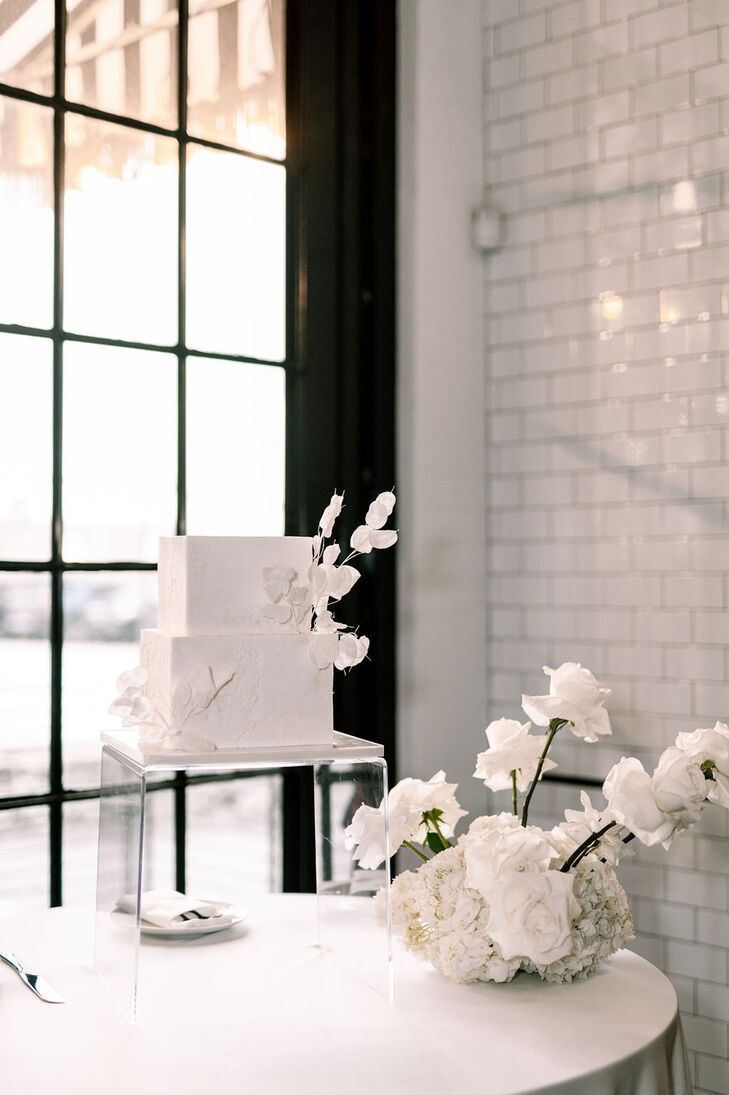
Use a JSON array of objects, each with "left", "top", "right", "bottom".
[{"left": 1, "top": 895, "right": 691, "bottom": 1095}]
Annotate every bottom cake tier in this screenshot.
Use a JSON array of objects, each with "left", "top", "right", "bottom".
[{"left": 139, "top": 629, "right": 334, "bottom": 749}]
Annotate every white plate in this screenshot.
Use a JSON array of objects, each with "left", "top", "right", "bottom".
[{"left": 110, "top": 907, "right": 248, "bottom": 939}]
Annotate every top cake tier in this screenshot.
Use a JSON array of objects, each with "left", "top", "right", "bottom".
[{"left": 158, "top": 536, "right": 313, "bottom": 636}]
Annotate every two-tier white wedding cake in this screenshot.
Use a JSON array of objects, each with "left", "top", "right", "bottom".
[
  {"left": 109, "top": 491, "right": 397, "bottom": 754},
  {"left": 139, "top": 536, "right": 333, "bottom": 750}
]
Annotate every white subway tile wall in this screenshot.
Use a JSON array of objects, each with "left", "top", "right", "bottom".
[{"left": 483, "top": 2, "right": 729, "bottom": 1090}]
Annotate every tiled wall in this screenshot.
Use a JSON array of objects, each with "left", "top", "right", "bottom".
[{"left": 483, "top": 2, "right": 729, "bottom": 1090}]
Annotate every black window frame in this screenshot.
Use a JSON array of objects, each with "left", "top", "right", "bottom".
[{"left": 0, "top": 0, "right": 396, "bottom": 903}]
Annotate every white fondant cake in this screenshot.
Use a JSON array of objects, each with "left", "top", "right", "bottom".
[{"left": 138, "top": 536, "right": 333, "bottom": 751}]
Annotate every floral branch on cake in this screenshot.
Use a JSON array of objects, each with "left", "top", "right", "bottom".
[
  {"left": 109, "top": 665, "right": 236, "bottom": 752},
  {"left": 344, "top": 660, "right": 729, "bottom": 986},
  {"left": 260, "top": 490, "right": 397, "bottom": 672}
]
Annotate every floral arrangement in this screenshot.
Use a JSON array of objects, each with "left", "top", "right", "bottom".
[{"left": 346, "top": 662, "right": 729, "bottom": 985}]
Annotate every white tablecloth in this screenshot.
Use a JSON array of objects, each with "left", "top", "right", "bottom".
[{"left": 1, "top": 895, "right": 692, "bottom": 1095}]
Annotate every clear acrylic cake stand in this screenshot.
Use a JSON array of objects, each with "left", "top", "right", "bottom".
[{"left": 94, "top": 730, "right": 393, "bottom": 1022}]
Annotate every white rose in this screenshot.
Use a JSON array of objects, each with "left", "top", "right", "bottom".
[
  {"left": 522, "top": 662, "right": 611, "bottom": 742},
  {"left": 652, "top": 746, "right": 708, "bottom": 825},
  {"left": 464, "top": 826, "right": 557, "bottom": 899},
  {"left": 675, "top": 721, "right": 729, "bottom": 809},
  {"left": 344, "top": 798, "right": 419, "bottom": 870},
  {"left": 390, "top": 770, "right": 467, "bottom": 841},
  {"left": 473, "top": 718, "right": 557, "bottom": 792},
  {"left": 486, "top": 870, "right": 580, "bottom": 965},
  {"left": 603, "top": 756, "right": 697, "bottom": 849}
]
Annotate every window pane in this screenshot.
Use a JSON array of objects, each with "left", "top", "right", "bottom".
[
  {"left": 0, "top": 333, "right": 53, "bottom": 560},
  {"left": 66, "top": 0, "right": 178, "bottom": 129},
  {"left": 186, "top": 358, "right": 285, "bottom": 534},
  {"left": 186, "top": 146, "right": 285, "bottom": 360},
  {"left": 186, "top": 775, "right": 282, "bottom": 903},
  {"left": 63, "top": 790, "right": 174, "bottom": 906},
  {"left": 0, "top": 96, "right": 54, "bottom": 328},
  {"left": 64, "top": 116, "right": 178, "bottom": 343},
  {"left": 0, "top": 806, "right": 49, "bottom": 913},
  {"left": 62, "top": 570, "right": 157, "bottom": 789},
  {"left": 0, "top": 0, "right": 54, "bottom": 95},
  {"left": 0, "top": 573, "right": 50, "bottom": 797},
  {"left": 62, "top": 342, "right": 177, "bottom": 562},
  {"left": 187, "top": 0, "right": 285, "bottom": 160}
]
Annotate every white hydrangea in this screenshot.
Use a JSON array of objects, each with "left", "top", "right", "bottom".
[{"left": 383, "top": 813, "right": 633, "bottom": 986}]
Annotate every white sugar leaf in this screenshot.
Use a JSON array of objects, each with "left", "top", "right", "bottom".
[
  {"left": 312, "top": 534, "right": 321, "bottom": 557},
  {"left": 365, "top": 500, "right": 388, "bottom": 529},
  {"left": 309, "top": 633, "right": 340, "bottom": 669},
  {"left": 313, "top": 608, "right": 346, "bottom": 634},
  {"left": 293, "top": 600, "right": 311, "bottom": 627},
  {"left": 329, "top": 564, "right": 360, "bottom": 600},
  {"left": 318, "top": 493, "right": 344, "bottom": 538},
  {"left": 172, "top": 680, "right": 193, "bottom": 711},
  {"left": 369, "top": 529, "right": 398, "bottom": 550},
  {"left": 261, "top": 603, "right": 292, "bottom": 624},
  {"left": 335, "top": 633, "right": 370, "bottom": 671},
  {"left": 322, "top": 543, "right": 340, "bottom": 566},
  {"left": 350, "top": 525, "right": 373, "bottom": 553},
  {"left": 376, "top": 491, "right": 396, "bottom": 514},
  {"left": 262, "top": 565, "right": 295, "bottom": 602},
  {"left": 109, "top": 697, "right": 133, "bottom": 718},
  {"left": 289, "top": 584, "right": 310, "bottom": 605}
]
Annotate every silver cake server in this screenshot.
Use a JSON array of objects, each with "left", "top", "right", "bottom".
[{"left": 0, "top": 950, "right": 65, "bottom": 1003}]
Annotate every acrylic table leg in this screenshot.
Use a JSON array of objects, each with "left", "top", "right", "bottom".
[
  {"left": 314, "top": 756, "right": 393, "bottom": 1000},
  {"left": 93, "top": 746, "right": 147, "bottom": 1022}
]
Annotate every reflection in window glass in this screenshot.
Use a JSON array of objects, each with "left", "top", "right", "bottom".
[
  {"left": 66, "top": 0, "right": 178, "bottom": 129},
  {"left": 0, "top": 0, "right": 54, "bottom": 95},
  {"left": 186, "top": 146, "right": 285, "bottom": 360},
  {"left": 188, "top": 0, "right": 285, "bottom": 159},
  {"left": 62, "top": 342, "right": 177, "bottom": 562},
  {"left": 186, "top": 776, "right": 282, "bottom": 903},
  {"left": 186, "top": 358, "right": 285, "bottom": 535},
  {"left": 0, "top": 573, "right": 50, "bottom": 798},
  {"left": 0, "top": 806, "right": 49, "bottom": 914},
  {"left": 62, "top": 570, "right": 157, "bottom": 790},
  {"left": 64, "top": 116, "right": 178, "bottom": 343},
  {"left": 0, "top": 96, "right": 54, "bottom": 328},
  {"left": 63, "top": 790, "right": 174, "bottom": 906},
  {"left": 0, "top": 334, "right": 53, "bottom": 561}
]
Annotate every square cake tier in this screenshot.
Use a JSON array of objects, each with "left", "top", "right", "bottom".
[
  {"left": 140, "top": 629, "right": 333, "bottom": 749},
  {"left": 158, "top": 536, "right": 313, "bottom": 636}
]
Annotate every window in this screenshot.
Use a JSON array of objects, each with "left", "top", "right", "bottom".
[
  {"left": 0, "top": 1, "right": 397, "bottom": 910},
  {"left": 0, "top": 0, "right": 287, "bottom": 910}
]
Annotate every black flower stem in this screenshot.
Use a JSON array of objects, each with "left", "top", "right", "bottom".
[
  {"left": 402, "top": 840, "right": 428, "bottom": 863},
  {"left": 521, "top": 719, "right": 566, "bottom": 827},
  {"left": 560, "top": 821, "right": 617, "bottom": 873},
  {"left": 511, "top": 770, "right": 518, "bottom": 816}
]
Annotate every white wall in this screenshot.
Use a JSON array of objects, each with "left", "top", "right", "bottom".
[
  {"left": 399, "top": 2, "right": 729, "bottom": 1092},
  {"left": 397, "top": 0, "right": 487, "bottom": 816}
]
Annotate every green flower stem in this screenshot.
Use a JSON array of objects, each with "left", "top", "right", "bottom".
[
  {"left": 521, "top": 718, "right": 566, "bottom": 828},
  {"left": 428, "top": 813, "right": 452, "bottom": 851},
  {"left": 402, "top": 839, "right": 429, "bottom": 863},
  {"left": 511, "top": 770, "right": 518, "bottom": 816},
  {"left": 560, "top": 821, "right": 617, "bottom": 873}
]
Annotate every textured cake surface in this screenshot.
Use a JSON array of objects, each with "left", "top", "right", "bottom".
[
  {"left": 158, "top": 535, "right": 313, "bottom": 637},
  {"left": 140, "top": 629, "right": 333, "bottom": 749}
]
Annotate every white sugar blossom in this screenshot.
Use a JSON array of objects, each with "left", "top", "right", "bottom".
[
  {"left": 675, "top": 721, "right": 729, "bottom": 809},
  {"left": 318, "top": 493, "right": 344, "bottom": 538},
  {"left": 334, "top": 633, "right": 370, "bottom": 670},
  {"left": 311, "top": 561, "right": 361, "bottom": 602},
  {"left": 350, "top": 525, "right": 398, "bottom": 553},
  {"left": 262, "top": 565, "right": 295, "bottom": 602},
  {"left": 473, "top": 718, "right": 557, "bottom": 792},
  {"left": 522, "top": 662, "right": 611, "bottom": 742},
  {"left": 365, "top": 491, "right": 396, "bottom": 529},
  {"left": 109, "top": 666, "right": 153, "bottom": 726},
  {"left": 558, "top": 791, "right": 628, "bottom": 867}
]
